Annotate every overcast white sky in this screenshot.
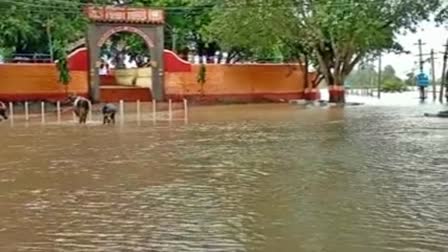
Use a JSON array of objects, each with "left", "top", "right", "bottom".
[{"left": 382, "top": 21, "right": 448, "bottom": 79}]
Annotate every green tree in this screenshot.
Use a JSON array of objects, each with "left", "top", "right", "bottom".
[
  {"left": 100, "top": 33, "right": 151, "bottom": 69},
  {"left": 381, "top": 65, "right": 407, "bottom": 92},
  {"left": 435, "top": 2, "right": 448, "bottom": 23},
  {"left": 383, "top": 65, "right": 397, "bottom": 80},
  {"left": 346, "top": 64, "right": 377, "bottom": 89},
  {"left": 404, "top": 72, "right": 416, "bottom": 86},
  {"left": 0, "top": 0, "right": 218, "bottom": 62},
  {"left": 0, "top": 0, "right": 86, "bottom": 58},
  {"left": 106, "top": 0, "right": 220, "bottom": 62},
  {"left": 382, "top": 78, "right": 408, "bottom": 93},
  {"left": 205, "top": 0, "right": 441, "bottom": 102},
  {"left": 56, "top": 51, "right": 71, "bottom": 95},
  {"left": 203, "top": 1, "right": 324, "bottom": 97}
]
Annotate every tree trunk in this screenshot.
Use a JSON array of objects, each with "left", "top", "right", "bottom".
[
  {"left": 206, "top": 43, "right": 219, "bottom": 64},
  {"left": 197, "top": 41, "right": 205, "bottom": 64},
  {"left": 225, "top": 55, "right": 232, "bottom": 64},
  {"left": 328, "top": 85, "right": 336, "bottom": 103},
  {"left": 445, "top": 69, "right": 448, "bottom": 102},
  {"left": 327, "top": 62, "right": 350, "bottom": 103},
  {"left": 217, "top": 51, "right": 223, "bottom": 64},
  {"left": 226, "top": 50, "right": 239, "bottom": 64},
  {"left": 329, "top": 82, "right": 346, "bottom": 103},
  {"left": 302, "top": 54, "right": 310, "bottom": 100},
  {"left": 312, "top": 74, "right": 324, "bottom": 88},
  {"left": 315, "top": 49, "right": 337, "bottom": 102}
]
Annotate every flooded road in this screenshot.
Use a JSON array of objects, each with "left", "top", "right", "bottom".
[{"left": 1, "top": 97, "right": 448, "bottom": 251}]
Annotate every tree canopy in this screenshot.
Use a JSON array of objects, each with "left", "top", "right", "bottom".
[
  {"left": 347, "top": 64, "right": 408, "bottom": 93},
  {"left": 381, "top": 65, "right": 408, "bottom": 92},
  {"left": 0, "top": 0, "right": 86, "bottom": 59},
  {"left": 0, "top": 0, "right": 219, "bottom": 61},
  {"left": 204, "top": 0, "right": 442, "bottom": 101}
]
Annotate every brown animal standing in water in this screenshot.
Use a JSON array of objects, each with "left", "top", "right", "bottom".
[
  {"left": 67, "top": 95, "right": 91, "bottom": 124},
  {"left": 0, "top": 101, "right": 8, "bottom": 121}
]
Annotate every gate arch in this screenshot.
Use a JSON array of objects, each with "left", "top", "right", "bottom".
[
  {"left": 97, "top": 26, "right": 155, "bottom": 48},
  {"left": 85, "top": 6, "right": 165, "bottom": 102}
]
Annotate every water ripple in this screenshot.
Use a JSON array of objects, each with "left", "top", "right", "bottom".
[{"left": 1, "top": 104, "right": 448, "bottom": 251}]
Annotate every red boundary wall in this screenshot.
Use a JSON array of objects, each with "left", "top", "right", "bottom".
[{"left": 0, "top": 48, "right": 316, "bottom": 102}]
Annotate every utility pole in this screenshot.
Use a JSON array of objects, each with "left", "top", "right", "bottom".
[
  {"left": 417, "top": 39, "right": 425, "bottom": 72},
  {"left": 415, "top": 39, "right": 426, "bottom": 100},
  {"left": 444, "top": 42, "right": 448, "bottom": 103},
  {"left": 368, "top": 58, "right": 373, "bottom": 96},
  {"left": 377, "top": 53, "right": 382, "bottom": 99},
  {"left": 46, "top": 19, "right": 54, "bottom": 62},
  {"left": 430, "top": 49, "right": 436, "bottom": 101},
  {"left": 440, "top": 40, "right": 448, "bottom": 103},
  {"left": 171, "top": 27, "right": 177, "bottom": 53}
]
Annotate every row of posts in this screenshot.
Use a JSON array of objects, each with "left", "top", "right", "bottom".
[
  {"left": 7, "top": 99, "right": 189, "bottom": 125},
  {"left": 346, "top": 88, "right": 377, "bottom": 97}
]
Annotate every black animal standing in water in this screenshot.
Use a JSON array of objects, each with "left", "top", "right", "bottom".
[
  {"left": 68, "top": 95, "right": 91, "bottom": 124},
  {"left": 0, "top": 101, "right": 8, "bottom": 121},
  {"left": 102, "top": 103, "right": 117, "bottom": 125}
]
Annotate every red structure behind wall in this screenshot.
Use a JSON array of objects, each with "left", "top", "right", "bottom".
[
  {"left": 163, "top": 50, "right": 192, "bottom": 72},
  {"left": 64, "top": 48, "right": 194, "bottom": 102},
  {"left": 68, "top": 48, "right": 89, "bottom": 71}
]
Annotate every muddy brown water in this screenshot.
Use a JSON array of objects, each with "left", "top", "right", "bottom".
[{"left": 1, "top": 102, "right": 448, "bottom": 252}]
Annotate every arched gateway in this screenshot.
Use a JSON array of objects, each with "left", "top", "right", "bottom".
[{"left": 85, "top": 6, "right": 165, "bottom": 102}]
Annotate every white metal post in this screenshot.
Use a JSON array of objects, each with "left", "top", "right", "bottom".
[
  {"left": 24, "top": 102, "right": 29, "bottom": 121},
  {"left": 56, "top": 101, "right": 61, "bottom": 123},
  {"left": 183, "top": 98, "right": 188, "bottom": 123},
  {"left": 168, "top": 99, "right": 173, "bottom": 121},
  {"left": 152, "top": 99, "right": 156, "bottom": 122},
  {"left": 8, "top": 102, "right": 14, "bottom": 122},
  {"left": 119, "top": 100, "right": 124, "bottom": 125},
  {"left": 41, "top": 102, "right": 45, "bottom": 124},
  {"left": 136, "top": 100, "right": 141, "bottom": 123}
]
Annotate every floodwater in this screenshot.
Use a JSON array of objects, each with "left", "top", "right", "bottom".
[{"left": 1, "top": 92, "right": 448, "bottom": 252}]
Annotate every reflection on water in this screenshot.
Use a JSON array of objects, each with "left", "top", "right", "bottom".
[{"left": 1, "top": 98, "right": 448, "bottom": 251}]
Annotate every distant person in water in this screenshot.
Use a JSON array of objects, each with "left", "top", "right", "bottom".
[
  {"left": 102, "top": 103, "right": 117, "bottom": 125},
  {"left": 67, "top": 94, "right": 91, "bottom": 124},
  {"left": 0, "top": 101, "right": 8, "bottom": 121}
]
